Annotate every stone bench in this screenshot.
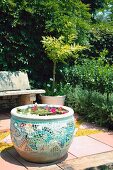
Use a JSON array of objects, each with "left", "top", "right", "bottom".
[{"left": 0, "top": 71, "right": 45, "bottom": 110}]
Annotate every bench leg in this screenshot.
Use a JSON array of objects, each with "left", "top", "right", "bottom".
[{"left": 19, "top": 94, "right": 36, "bottom": 105}]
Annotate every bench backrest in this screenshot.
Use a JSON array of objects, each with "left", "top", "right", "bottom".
[{"left": 0, "top": 71, "right": 30, "bottom": 91}]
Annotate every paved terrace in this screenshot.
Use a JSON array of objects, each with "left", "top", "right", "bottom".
[{"left": 0, "top": 112, "right": 113, "bottom": 170}]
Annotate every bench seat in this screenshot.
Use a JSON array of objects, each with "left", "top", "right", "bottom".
[
  {"left": 0, "top": 89, "right": 45, "bottom": 96},
  {"left": 0, "top": 71, "right": 45, "bottom": 110}
]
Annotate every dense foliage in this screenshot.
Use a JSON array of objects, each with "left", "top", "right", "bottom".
[
  {"left": 0, "top": 0, "right": 91, "bottom": 87},
  {"left": 63, "top": 50, "right": 113, "bottom": 127},
  {"left": 65, "top": 85, "right": 113, "bottom": 127},
  {"left": 0, "top": 0, "right": 113, "bottom": 127},
  {"left": 89, "top": 23, "right": 113, "bottom": 63},
  {"left": 81, "top": 0, "right": 113, "bottom": 63},
  {"left": 64, "top": 52, "right": 113, "bottom": 101}
]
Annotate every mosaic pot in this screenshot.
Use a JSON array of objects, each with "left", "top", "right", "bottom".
[{"left": 10, "top": 104, "right": 75, "bottom": 163}]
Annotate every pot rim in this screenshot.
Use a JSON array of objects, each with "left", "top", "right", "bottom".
[
  {"left": 40, "top": 95, "right": 66, "bottom": 98},
  {"left": 11, "top": 104, "right": 74, "bottom": 120}
]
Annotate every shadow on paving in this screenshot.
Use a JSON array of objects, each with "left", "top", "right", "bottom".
[
  {"left": 0, "top": 110, "right": 11, "bottom": 119},
  {"left": 1, "top": 146, "right": 71, "bottom": 169}
]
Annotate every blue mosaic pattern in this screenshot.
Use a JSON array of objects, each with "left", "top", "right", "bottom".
[{"left": 10, "top": 114, "right": 75, "bottom": 162}]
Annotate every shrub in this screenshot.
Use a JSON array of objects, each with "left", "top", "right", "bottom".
[
  {"left": 65, "top": 86, "right": 113, "bottom": 127},
  {"left": 64, "top": 52, "right": 113, "bottom": 102},
  {"left": 89, "top": 23, "right": 113, "bottom": 63},
  {"left": 43, "top": 81, "right": 72, "bottom": 96}
]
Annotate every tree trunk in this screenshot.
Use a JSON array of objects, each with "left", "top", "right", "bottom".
[
  {"left": 107, "top": 93, "right": 110, "bottom": 104},
  {"left": 53, "top": 61, "right": 56, "bottom": 90}
]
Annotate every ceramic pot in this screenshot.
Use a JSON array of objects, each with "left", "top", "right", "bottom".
[
  {"left": 10, "top": 104, "right": 75, "bottom": 163},
  {"left": 40, "top": 95, "right": 66, "bottom": 105}
]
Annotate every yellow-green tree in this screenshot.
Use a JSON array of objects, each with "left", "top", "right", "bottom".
[{"left": 42, "top": 36, "right": 86, "bottom": 89}]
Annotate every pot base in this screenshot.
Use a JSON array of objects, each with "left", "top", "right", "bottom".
[{"left": 15, "top": 146, "right": 67, "bottom": 163}]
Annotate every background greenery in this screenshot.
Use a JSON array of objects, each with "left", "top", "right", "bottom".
[
  {"left": 0, "top": 0, "right": 113, "bottom": 127},
  {"left": 0, "top": 0, "right": 91, "bottom": 86}
]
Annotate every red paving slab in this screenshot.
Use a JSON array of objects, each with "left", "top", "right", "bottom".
[
  {"left": 58, "top": 151, "right": 113, "bottom": 170},
  {"left": 0, "top": 150, "right": 26, "bottom": 170},
  {"left": 89, "top": 132, "right": 113, "bottom": 147},
  {"left": 68, "top": 136, "right": 113, "bottom": 157},
  {"left": 0, "top": 112, "right": 10, "bottom": 131},
  {"left": 0, "top": 119, "right": 10, "bottom": 131}
]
